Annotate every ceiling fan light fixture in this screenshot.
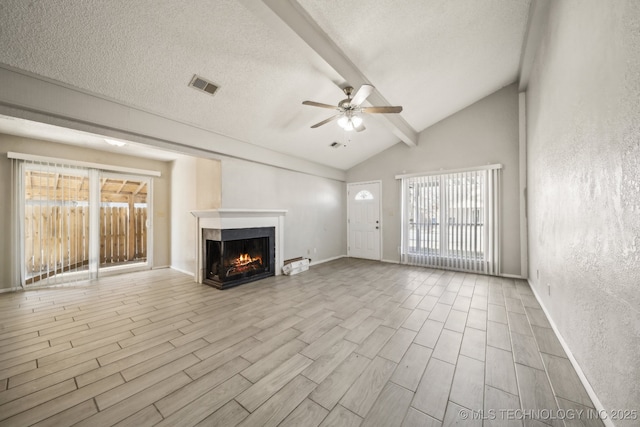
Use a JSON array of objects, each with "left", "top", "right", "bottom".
[
  {"left": 337, "top": 115, "right": 349, "bottom": 128},
  {"left": 303, "top": 84, "right": 402, "bottom": 131},
  {"left": 337, "top": 113, "right": 361, "bottom": 132}
]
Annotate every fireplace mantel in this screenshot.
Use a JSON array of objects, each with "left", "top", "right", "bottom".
[{"left": 191, "top": 209, "right": 287, "bottom": 284}]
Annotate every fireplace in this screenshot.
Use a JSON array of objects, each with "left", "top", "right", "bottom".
[
  {"left": 191, "top": 209, "right": 287, "bottom": 285},
  {"left": 203, "top": 227, "right": 275, "bottom": 289}
]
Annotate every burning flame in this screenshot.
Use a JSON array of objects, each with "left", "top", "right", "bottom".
[
  {"left": 225, "top": 252, "right": 264, "bottom": 277},
  {"left": 234, "top": 253, "right": 262, "bottom": 267}
]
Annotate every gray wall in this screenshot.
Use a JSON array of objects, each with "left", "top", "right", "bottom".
[
  {"left": 526, "top": 0, "right": 640, "bottom": 420},
  {"left": 170, "top": 155, "right": 222, "bottom": 275},
  {"left": 347, "top": 84, "right": 521, "bottom": 275},
  {"left": 0, "top": 134, "right": 172, "bottom": 290},
  {"left": 221, "top": 157, "right": 347, "bottom": 263}
]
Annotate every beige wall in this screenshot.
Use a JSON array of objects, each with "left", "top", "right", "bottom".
[
  {"left": 172, "top": 153, "right": 344, "bottom": 274},
  {"left": 0, "top": 134, "right": 172, "bottom": 290},
  {"left": 170, "top": 155, "right": 221, "bottom": 275},
  {"left": 220, "top": 157, "right": 347, "bottom": 263},
  {"left": 346, "top": 84, "right": 521, "bottom": 275},
  {"left": 526, "top": 0, "right": 640, "bottom": 420}
]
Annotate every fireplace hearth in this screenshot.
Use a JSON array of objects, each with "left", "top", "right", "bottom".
[{"left": 203, "top": 227, "right": 275, "bottom": 289}]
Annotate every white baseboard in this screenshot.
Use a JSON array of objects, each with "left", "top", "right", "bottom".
[
  {"left": 381, "top": 258, "right": 400, "bottom": 264},
  {"left": 0, "top": 286, "right": 23, "bottom": 293},
  {"left": 501, "top": 273, "right": 527, "bottom": 279},
  {"left": 309, "top": 255, "right": 346, "bottom": 266},
  {"left": 170, "top": 266, "right": 195, "bottom": 277},
  {"left": 528, "top": 279, "right": 613, "bottom": 427}
]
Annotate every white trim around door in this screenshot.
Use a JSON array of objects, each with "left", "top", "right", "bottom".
[{"left": 347, "top": 180, "right": 382, "bottom": 261}]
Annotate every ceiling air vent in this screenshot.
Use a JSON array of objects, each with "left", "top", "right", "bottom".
[
  {"left": 189, "top": 75, "right": 219, "bottom": 96},
  {"left": 330, "top": 142, "right": 344, "bottom": 149}
]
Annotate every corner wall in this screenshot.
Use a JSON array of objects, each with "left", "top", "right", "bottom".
[
  {"left": 0, "top": 134, "right": 172, "bottom": 290},
  {"left": 170, "top": 155, "right": 222, "bottom": 275},
  {"left": 346, "top": 84, "right": 522, "bottom": 275},
  {"left": 525, "top": 0, "right": 640, "bottom": 421},
  {"left": 220, "top": 157, "right": 346, "bottom": 264}
]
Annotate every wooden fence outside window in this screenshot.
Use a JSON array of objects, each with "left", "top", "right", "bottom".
[{"left": 24, "top": 205, "right": 147, "bottom": 282}]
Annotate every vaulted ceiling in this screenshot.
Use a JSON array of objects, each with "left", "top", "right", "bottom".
[{"left": 0, "top": 0, "right": 532, "bottom": 173}]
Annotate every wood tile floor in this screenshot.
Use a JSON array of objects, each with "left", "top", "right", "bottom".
[{"left": 0, "top": 258, "right": 603, "bottom": 426}]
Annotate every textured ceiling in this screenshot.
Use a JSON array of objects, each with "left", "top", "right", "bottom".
[
  {"left": 0, "top": 0, "right": 531, "bottom": 170},
  {"left": 298, "top": 0, "right": 531, "bottom": 131}
]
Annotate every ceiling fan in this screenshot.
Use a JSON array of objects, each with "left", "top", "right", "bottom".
[{"left": 302, "top": 84, "right": 403, "bottom": 132}]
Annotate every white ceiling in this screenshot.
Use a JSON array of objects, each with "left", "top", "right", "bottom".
[
  {"left": 0, "top": 115, "right": 182, "bottom": 162},
  {"left": 0, "top": 0, "right": 531, "bottom": 171}
]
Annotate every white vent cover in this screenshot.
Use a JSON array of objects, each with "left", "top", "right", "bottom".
[{"left": 189, "top": 75, "right": 219, "bottom": 96}]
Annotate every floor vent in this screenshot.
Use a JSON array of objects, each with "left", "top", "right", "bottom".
[{"left": 189, "top": 75, "right": 219, "bottom": 96}]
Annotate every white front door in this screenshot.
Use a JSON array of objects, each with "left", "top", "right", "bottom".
[{"left": 348, "top": 181, "right": 381, "bottom": 260}]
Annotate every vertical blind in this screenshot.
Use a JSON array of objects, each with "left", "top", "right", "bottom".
[
  {"left": 12, "top": 158, "right": 92, "bottom": 287},
  {"left": 9, "top": 153, "right": 156, "bottom": 288},
  {"left": 398, "top": 165, "right": 502, "bottom": 275}
]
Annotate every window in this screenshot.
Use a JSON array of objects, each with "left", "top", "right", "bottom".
[
  {"left": 354, "top": 190, "right": 374, "bottom": 200},
  {"left": 10, "top": 154, "right": 155, "bottom": 287},
  {"left": 399, "top": 165, "right": 502, "bottom": 275}
]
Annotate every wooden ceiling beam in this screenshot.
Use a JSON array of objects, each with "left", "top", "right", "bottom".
[
  {"left": 133, "top": 182, "right": 146, "bottom": 196},
  {"left": 23, "top": 174, "right": 149, "bottom": 202},
  {"left": 116, "top": 180, "right": 128, "bottom": 194}
]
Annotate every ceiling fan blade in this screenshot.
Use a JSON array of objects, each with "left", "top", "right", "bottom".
[
  {"left": 311, "top": 114, "right": 340, "bottom": 128},
  {"left": 355, "top": 123, "right": 366, "bottom": 132},
  {"left": 350, "top": 84, "right": 374, "bottom": 107},
  {"left": 302, "top": 100, "right": 338, "bottom": 110},
  {"left": 361, "top": 106, "right": 403, "bottom": 114}
]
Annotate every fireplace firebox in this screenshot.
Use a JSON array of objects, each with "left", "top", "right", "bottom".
[{"left": 203, "top": 227, "right": 275, "bottom": 289}]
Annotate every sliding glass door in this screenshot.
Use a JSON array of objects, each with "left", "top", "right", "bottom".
[
  {"left": 23, "top": 164, "right": 91, "bottom": 285},
  {"left": 19, "top": 161, "right": 151, "bottom": 287},
  {"left": 99, "top": 173, "right": 149, "bottom": 270},
  {"left": 400, "top": 165, "right": 501, "bottom": 275}
]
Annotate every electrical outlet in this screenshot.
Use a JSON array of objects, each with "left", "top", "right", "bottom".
[
  {"left": 547, "top": 283, "right": 551, "bottom": 296},
  {"left": 313, "top": 248, "right": 317, "bottom": 254}
]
